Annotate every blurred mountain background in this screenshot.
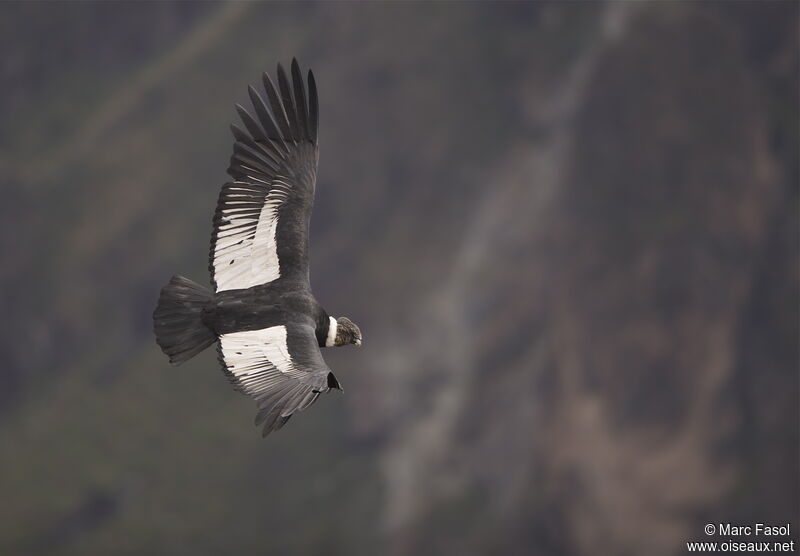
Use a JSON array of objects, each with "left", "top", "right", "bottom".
[{"left": 0, "top": 2, "right": 797, "bottom": 555}]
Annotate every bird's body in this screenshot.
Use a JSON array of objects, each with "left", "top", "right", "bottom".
[
  {"left": 210, "top": 283, "right": 325, "bottom": 338},
  {"left": 153, "top": 60, "right": 361, "bottom": 437}
]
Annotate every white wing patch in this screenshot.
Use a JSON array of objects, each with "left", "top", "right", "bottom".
[
  {"left": 220, "top": 326, "right": 304, "bottom": 382},
  {"left": 212, "top": 177, "right": 293, "bottom": 292}
]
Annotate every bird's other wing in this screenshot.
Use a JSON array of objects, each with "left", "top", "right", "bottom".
[
  {"left": 210, "top": 59, "right": 320, "bottom": 292},
  {"left": 217, "top": 323, "right": 341, "bottom": 437}
]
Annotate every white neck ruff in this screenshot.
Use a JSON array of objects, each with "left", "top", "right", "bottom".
[{"left": 325, "top": 317, "right": 338, "bottom": 347}]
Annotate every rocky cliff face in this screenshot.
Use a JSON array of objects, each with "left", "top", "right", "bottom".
[
  {"left": 0, "top": 2, "right": 796, "bottom": 555},
  {"left": 351, "top": 3, "right": 798, "bottom": 554}
]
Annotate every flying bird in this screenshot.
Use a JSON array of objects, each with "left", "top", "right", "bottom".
[{"left": 153, "top": 60, "right": 362, "bottom": 437}]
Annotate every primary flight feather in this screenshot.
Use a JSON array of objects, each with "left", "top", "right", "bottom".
[{"left": 153, "top": 60, "right": 362, "bottom": 437}]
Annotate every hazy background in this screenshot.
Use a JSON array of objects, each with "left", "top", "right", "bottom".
[{"left": 1, "top": 2, "right": 797, "bottom": 555}]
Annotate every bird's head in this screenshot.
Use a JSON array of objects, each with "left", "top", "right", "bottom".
[{"left": 334, "top": 317, "right": 362, "bottom": 347}]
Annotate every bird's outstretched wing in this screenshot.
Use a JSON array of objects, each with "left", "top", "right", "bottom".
[
  {"left": 210, "top": 59, "right": 320, "bottom": 293},
  {"left": 218, "top": 323, "right": 341, "bottom": 437}
]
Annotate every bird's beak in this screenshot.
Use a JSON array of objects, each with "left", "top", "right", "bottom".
[{"left": 355, "top": 338, "right": 362, "bottom": 347}]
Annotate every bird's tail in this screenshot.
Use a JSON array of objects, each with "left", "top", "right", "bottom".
[{"left": 153, "top": 275, "right": 216, "bottom": 365}]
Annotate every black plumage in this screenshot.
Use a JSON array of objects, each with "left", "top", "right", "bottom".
[{"left": 153, "top": 60, "right": 362, "bottom": 437}]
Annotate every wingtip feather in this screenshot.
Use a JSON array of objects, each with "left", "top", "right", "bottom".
[
  {"left": 308, "top": 69, "right": 319, "bottom": 145},
  {"left": 290, "top": 59, "right": 310, "bottom": 143},
  {"left": 276, "top": 62, "right": 300, "bottom": 142}
]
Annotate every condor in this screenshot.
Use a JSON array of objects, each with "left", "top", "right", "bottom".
[{"left": 153, "top": 60, "right": 362, "bottom": 437}]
